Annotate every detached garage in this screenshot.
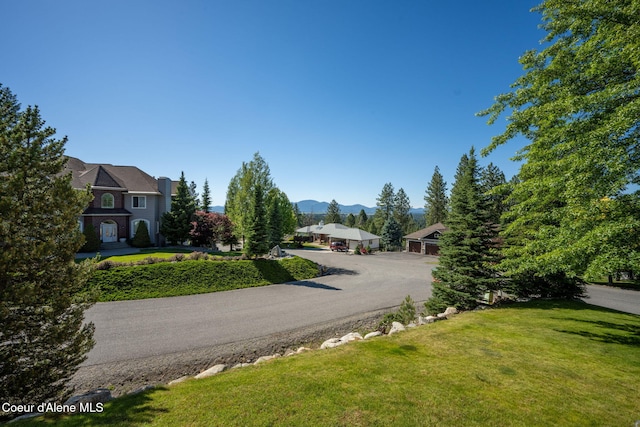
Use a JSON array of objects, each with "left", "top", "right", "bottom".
[{"left": 404, "top": 222, "right": 447, "bottom": 255}]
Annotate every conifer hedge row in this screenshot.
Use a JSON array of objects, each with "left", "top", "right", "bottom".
[{"left": 88, "top": 257, "right": 318, "bottom": 301}]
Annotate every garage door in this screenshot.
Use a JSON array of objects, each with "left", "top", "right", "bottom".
[
  {"left": 408, "top": 241, "right": 421, "bottom": 253},
  {"left": 425, "top": 244, "right": 439, "bottom": 256}
]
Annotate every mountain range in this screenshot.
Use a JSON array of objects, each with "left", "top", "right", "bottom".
[{"left": 210, "top": 200, "right": 424, "bottom": 215}]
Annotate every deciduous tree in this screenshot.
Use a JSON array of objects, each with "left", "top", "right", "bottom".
[
  {"left": 0, "top": 85, "right": 95, "bottom": 410},
  {"left": 478, "top": 0, "right": 639, "bottom": 293}
]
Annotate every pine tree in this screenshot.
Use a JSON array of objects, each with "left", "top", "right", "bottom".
[
  {"left": 0, "top": 85, "right": 96, "bottom": 409},
  {"left": 425, "top": 148, "right": 499, "bottom": 314},
  {"left": 356, "top": 209, "right": 368, "bottom": 229},
  {"left": 393, "top": 188, "right": 413, "bottom": 234},
  {"left": 201, "top": 178, "right": 212, "bottom": 212},
  {"left": 325, "top": 199, "right": 342, "bottom": 224},
  {"left": 160, "top": 171, "right": 196, "bottom": 245},
  {"left": 374, "top": 182, "right": 395, "bottom": 230},
  {"left": 266, "top": 190, "right": 283, "bottom": 248},
  {"left": 345, "top": 213, "right": 356, "bottom": 227},
  {"left": 380, "top": 216, "right": 403, "bottom": 251},
  {"left": 479, "top": 162, "right": 507, "bottom": 225},
  {"left": 424, "top": 166, "right": 448, "bottom": 226},
  {"left": 244, "top": 184, "right": 269, "bottom": 257}
]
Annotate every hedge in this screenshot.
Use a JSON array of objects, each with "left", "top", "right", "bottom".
[{"left": 88, "top": 256, "right": 319, "bottom": 301}]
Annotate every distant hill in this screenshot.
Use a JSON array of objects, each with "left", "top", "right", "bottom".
[
  {"left": 209, "top": 200, "right": 424, "bottom": 215},
  {"left": 293, "top": 200, "right": 424, "bottom": 215}
]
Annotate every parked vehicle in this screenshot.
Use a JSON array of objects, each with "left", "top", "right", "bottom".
[{"left": 330, "top": 241, "right": 348, "bottom": 252}]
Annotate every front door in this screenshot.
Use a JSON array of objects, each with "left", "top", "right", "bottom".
[{"left": 101, "top": 222, "right": 118, "bottom": 243}]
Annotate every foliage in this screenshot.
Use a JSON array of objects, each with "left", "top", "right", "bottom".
[
  {"left": 201, "top": 178, "right": 211, "bottom": 212},
  {"left": 479, "top": 162, "right": 507, "bottom": 225},
  {"left": 244, "top": 184, "right": 269, "bottom": 258},
  {"left": 0, "top": 85, "right": 96, "bottom": 410},
  {"left": 356, "top": 209, "right": 368, "bottom": 229},
  {"left": 160, "top": 172, "right": 196, "bottom": 245},
  {"left": 324, "top": 199, "right": 342, "bottom": 224},
  {"left": 424, "top": 165, "right": 448, "bottom": 226},
  {"left": 344, "top": 213, "right": 355, "bottom": 227},
  {"left": 378, "top": 295, "right": 417, "bottom": 333},
  {"left": 426, "top": 148, "right": 500, "bottom": 314},
  {"left": 393, "top": 188, "right": 414, "bottom": 234},
  {"left": 80, "top": 222, "right": 101, "bottom": 252},
  {"left": 87, "top": 257, "right": 318, "bottom": 301},
  {"left": 225, "top": 152, "right": 275, "bottom": 243},
  {"left": 380, "top": 216, "right": 403, "bottom": 251},
  {"left": 190, "top": 211, "right": 234, "bottom": 249},
  {"left": 478, "top": 0, "right": 640, "bottom": 294},
  {"left": 266, "top": 188, "right": 296, "bottom": 248},
  {"left": 373, "top": 182, "right": 395, "bottom": 230},
  {"left": 131, "top": 220, "right": 152, "bottom": 248}
]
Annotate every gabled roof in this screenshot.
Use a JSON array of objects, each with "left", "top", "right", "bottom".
[
  {"left": 328, "top": 228, "right": 380, "bottom": 241},
  {"left": 64, "top": 157, "right": 167, "bottom": 194},
  {"left": 404, "top": 222, "right": 447, "bottom": 240}
]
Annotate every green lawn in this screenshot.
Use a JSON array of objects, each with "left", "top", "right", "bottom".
[{"left": 23, "top": 300, "right": 640, "bottom": 426}]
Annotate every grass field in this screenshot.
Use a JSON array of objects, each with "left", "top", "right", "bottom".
[{"left": 22, "top": 300, "right": 640, "bottom": 426}]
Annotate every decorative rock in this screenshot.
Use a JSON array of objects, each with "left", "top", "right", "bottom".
[
  {"left": 130, "top": 385, "right": 155, "bottom": 395},
  {"left": 168, "top": 376, "right": 189, "bottom": 386},
  {"left": 437, "top": 312, "right": 448, "bottom": 318},
  {"left": 296, "top": 347, "right": 311, "bottom": 354},
  {"left": 388, "top": 321, "right": 406, "bottom": 335},
  {"left": 254, "top": 354, "right": 281, "bottom": 365},
  {"left": 364, "top": 331, "right": 382, "bottom": 339},
  {"left": 320, "top": 338, "right": 344, "bottom": 349},
  {"left": 444, "top": 307, "right": 458, "bottom": 316},
  {"left": 284, "top": 350, "right": 297, "bottom": 357},
  {"left": 195, "top": 364, "right": 227, "bottom": 379},
  {"left": 407, "top": 322, "right": 417, "bottom": 328},
  {"left": 340, "top": 332, "right": 363, "bottom": 343},
  {"left": 232, "top": 363, "right": 252, "bottom": 369},
  {"left": 64, "top": 388, "right": 112, "bottom": 410}
]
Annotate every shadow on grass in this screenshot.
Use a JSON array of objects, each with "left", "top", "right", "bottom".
[
  {"left": 31, "top": 388, "right": 169, "bottom": 426},
  {"left": 284, "top": 280, "right": 341, "bottom": 291},
  {"left": 555, "top": 318, "right": 640, "bottom": 347}
]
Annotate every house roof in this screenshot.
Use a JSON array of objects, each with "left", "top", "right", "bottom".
[
  {"left": 403, "top": 222, "right": 447, "bottom": 240},
  {"left": 64, "top": 157, "right": 170, "bottom": 194},
  {"left": 295, "top": 223, "right": 380, "bottom": 241}
]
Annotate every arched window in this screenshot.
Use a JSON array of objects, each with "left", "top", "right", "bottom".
[{"left": 101, "top": 193, "right": 114, "bottom": 209}]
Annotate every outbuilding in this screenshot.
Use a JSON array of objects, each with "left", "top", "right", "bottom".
[{"left": 403, "top": 222, "right": 447, "bottom": 255}]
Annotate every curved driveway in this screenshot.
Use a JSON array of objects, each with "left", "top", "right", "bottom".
[
  {"left": 83, "top": 249, "right": 639, "bottom": 367},
  {"left": 83, "top": 250, "right": 435, "bottom": 366}
]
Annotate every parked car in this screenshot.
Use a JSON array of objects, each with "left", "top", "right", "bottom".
[{"left": 330, "top": 241, "right": 348, "bottom": 252}]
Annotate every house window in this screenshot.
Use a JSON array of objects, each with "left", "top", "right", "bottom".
[
  {"left": 131, "top": 219, "right": 151, "bottom": 238},
  {"left": 101, "top": 193, "right": 114, "bottom": 209},
  {"left": 132, "top": 196, "right": 146, "bottom": 209}
]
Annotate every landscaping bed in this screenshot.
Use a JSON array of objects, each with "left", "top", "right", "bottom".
[{"left": 88, "top": 256, "right": 319, "bottom": 301}]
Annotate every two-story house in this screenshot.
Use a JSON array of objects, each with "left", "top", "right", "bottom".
[{"left": 65, "top": 157, "right": 177, "bottom": 246}]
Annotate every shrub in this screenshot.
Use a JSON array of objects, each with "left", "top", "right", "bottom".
[
  {"left": 378, "top": 295, "right": 417, "bottom": 333},
  {"left": 80, "top": 223, "right": 101, "bottom": 252},
  {"left": 131, "top": 221, "right": 152, "bottom": 248}
]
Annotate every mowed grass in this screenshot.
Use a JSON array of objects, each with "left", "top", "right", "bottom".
[{"left": 25, "top": 300, "right": 640, "bottom": 426}]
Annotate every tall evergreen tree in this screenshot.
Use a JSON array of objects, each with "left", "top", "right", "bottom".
[
  {"left": 424, "top": 166, "right": 448, "bottom": 226},
  {"left": 374, "top": 182, "right": 395, "bottom": 230},
  {"left": 479, "top": 0, "right": 639, "bottom": 294},
  {"left": 201, "top": 178, "right": 212, "bottom": 212},
  {"left": 356, "top": 209, "right": 368, "bottom": 229},
  {"left": 293, "top": 203, "right": 303, "bottom": 227},
  {"left": 345, "top": 213, "right": 356, "bottom": 228},
  {"left": 479, "top": 163, "right": 507, "bottom": 225},
  {"left": 393, "top": 187, "right": 413, "bottom": 234},
  {"left": 425, "top": 148, "right": 499, "bottom": 314},
  {"left": 244, "top": 184, "right": 269, "bottom": 257},
  {"left": 380, "top": 216, "right": 403, "bottom": 251},
  {"left": 160, "top": 171, "right": 196, "bottom": 244},
  {"left": 325, "top": 199, "right": 342, "bottom": 224},
  {"left": 0, "top": 85, "right": 96, "bottom": 409}
]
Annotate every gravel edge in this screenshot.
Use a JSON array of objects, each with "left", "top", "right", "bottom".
[{"left": 68, "top": 308, "right": 391, "bottom": 398}]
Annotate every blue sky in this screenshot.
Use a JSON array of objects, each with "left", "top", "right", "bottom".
[{"left": 1, "top": 0, "right": 544, "bottom": 208}]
